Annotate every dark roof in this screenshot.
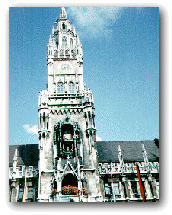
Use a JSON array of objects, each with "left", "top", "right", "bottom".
[
  {"left": 9, "top": 144, "right": 39, "bottom": 167},
  {"left": 9, "top": 141, "right": 159, "bottom": 167},
  {"left": 96, "top": 141, "right": 159, "bottom": 163}
]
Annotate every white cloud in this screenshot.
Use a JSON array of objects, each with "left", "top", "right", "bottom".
[
  {"left": 23, "top": 124, "right": 102, "bottom": 141},
  {"left": 96, "top": 135, "right": 102, "bottom": 141},
  {"left": 67, "top": 7, "right": 123, "bottom": 38},
  {"left": 23, "top": 124, "right": 38, "bottom": 135}
]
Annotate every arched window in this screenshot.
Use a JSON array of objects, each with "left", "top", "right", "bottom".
[
  {"left": 65, "top": 49, "right": 69, "bottom": 56},
  {"left": 60, "top": 49, "right": 64, "bottom": 56},
  {"left": 57, "top": 82, "right": 64, "bottom": 93},
  {"left": 70, "top": 38, "right": 73, "bottom": 47},
  {"left": 62, "top": 173, "right": 77, "bottom": 187},
  {"left": 62, "top": 36, "right": 67, "bottom": 47},
  {"left": 69, "top": 82, "right": 75, "bottom": 93},
  {"left": 62, "top": 22, "right": 66, "bottom": 30}
]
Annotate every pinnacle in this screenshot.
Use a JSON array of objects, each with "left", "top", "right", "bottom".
[{"left": 60, "top": 7, "right": 67, "bottom": 19}]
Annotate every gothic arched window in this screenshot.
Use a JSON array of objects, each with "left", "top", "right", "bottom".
[
  {"left": 62, "top": 36, "right": 67, "bottom": 47},
  {"left": 62, "top": 22, "right": 66, "bottom": 30},
  {"left": 70, "top": 38, "right": 73, "bottom": 47},
  {"left": 69, "top": 82, "right": 75, "bottom": 93},
  {"left": 57, "top": 82, "right": 64, "bottom": 93}
]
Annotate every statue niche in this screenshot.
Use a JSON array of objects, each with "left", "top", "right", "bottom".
[
  {"left": 54, "top": 120, "right": 81, "bottom": 159},
  {"left": 54, "top": 123, "right": 76, "bottom": 158},
  {"left": 61, "top": 124, "right": 74, "bottom": 155}
]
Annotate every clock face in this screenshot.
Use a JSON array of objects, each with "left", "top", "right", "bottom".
[{"left": 61, "top": 63, "right": 69, "bottom": 70}]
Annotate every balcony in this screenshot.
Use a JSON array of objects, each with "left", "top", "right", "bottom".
[
  {"left": 9, "top": 166, "right": 38, "bottom": 179},
  {"left": 51, "top": 187, "right": 89, "bottom": 202},
  {"left": 61, "top": 186, "right": 79, "bottom": 195},
  {"left": 98, "top": 162, "right": 159, "bottom": 175}
]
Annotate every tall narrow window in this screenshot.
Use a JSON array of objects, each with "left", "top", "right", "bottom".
[
  {"left": 131, "top": 181, "right": 139, "bottom": 198},
  {"left": 43, "top": 112, "right": 45, "bottom": 122},
  {"left": 57, "top": 82, "right": 64, "bottom": 93},
  {"left": 112, "top": 183, "right": 120, "bottom": 196},
  {"left": 27, "top": 187, "right": 33, "bottom": 199},
  {"left": 65, "top": 49, "right": 69, "bottom": 56},
  {"left": 105, "top": 183, "right": 111, "bottom": 196},
  {"left": 70, "top": 38, "right": 73, "bottom": 47},
  {"left": 69, "top": 82, "right": 75, "bottom": 93},
  {"left": 62, "top": 36, "right": 67, "bottom": 47},
  {"left": 62, "top": 22, "right": 66, "bottom": 29},
  {"left": 60, "top": 49, "right": 64, "bottom": 56}
]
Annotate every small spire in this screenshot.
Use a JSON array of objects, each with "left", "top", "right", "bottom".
[
  {"left": 60, "top": 7, "right": 67, "bottom": 19},
  {"left": 72, "top": 26, "right": 76, "bottom": 35},
  {"left": 52, "top": 25, "right": 54, "bottom": 34},
  {"left": 77, "top": 36, "right": 81, "bottom": 45}
]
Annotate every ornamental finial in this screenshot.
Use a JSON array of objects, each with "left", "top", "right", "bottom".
[{"left": 60, "top": 7, "right": 67, "bottom": 19}]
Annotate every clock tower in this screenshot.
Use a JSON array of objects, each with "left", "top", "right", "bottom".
[{"left": 38, "top": 7, "right": 102, "bottom": 202}]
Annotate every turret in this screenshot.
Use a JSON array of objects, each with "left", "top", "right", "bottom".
[
  {"left": 38, "top": 7, "right": 100, "bottom": 202},
  {"left": 47, "top": 7, "right": 83, "bottom": 61}
]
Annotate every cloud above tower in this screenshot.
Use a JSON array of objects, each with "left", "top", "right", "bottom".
[
  {"left": 23, "top": 124, "right": 38, "bottom": 135},
  {"left": 96, "top": 135, "right": 102, "bottom": 141},
  {"left": 67, "top": 7, "right": 124, "bottom": 38}
]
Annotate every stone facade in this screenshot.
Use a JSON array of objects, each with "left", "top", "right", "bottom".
[
  {"left": 9, "top": 8, "right": 159, "bottom": 202},
  {"left": 9, "top": 142, "right": 159, "bottom": 202},
  {"left": 37, "top": 7, "right": 100, "bottom": 202}
]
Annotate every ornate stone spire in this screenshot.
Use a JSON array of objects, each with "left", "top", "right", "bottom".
[{"left": 59, "top": 7, "right": 67, "bottom": 19}]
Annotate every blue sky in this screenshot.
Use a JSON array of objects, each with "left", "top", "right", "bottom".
[{"left": 9, "top": 7, "right": 159, "bottom": 145}]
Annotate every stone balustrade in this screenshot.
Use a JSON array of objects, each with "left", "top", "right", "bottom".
[
  {"left": 98, "top": 162, "right": 159, "bottom": 175},
  {"left": 9, "top": 166, "right": 38, "bottom": 179}
]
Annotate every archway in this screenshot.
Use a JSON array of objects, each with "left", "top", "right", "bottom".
[
  {"left": 61, "top": 173, "right": 78, "bottom": 195},
  {"left": 62, "top": 173, "right": 77, "bottom": 187}
]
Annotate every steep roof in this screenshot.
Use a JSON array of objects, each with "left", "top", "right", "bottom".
[
  {"left": 9, "top": 144, "right": 39, "bottom": 167},
  {"left": 96, "top": 140, "right": 159, "bottom": 163},
  {"left": 9, "top": 141, "right": 159, "bottom": 167}
]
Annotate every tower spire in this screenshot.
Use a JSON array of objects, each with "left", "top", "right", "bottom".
[{"left": 60, "top": 7, "right": 67, "bottom": 19}]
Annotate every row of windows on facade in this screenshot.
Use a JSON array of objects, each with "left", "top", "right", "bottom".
[
  {"left": 18, "top": 187, "right": 35, "bottom": 201},
  {"left": 17, "top": 180, "right": 159, "bottom": 201},
  {"left": 104, "top": 181, "right": 141, "bottom": 199},
  {"left": 55, "top": 82, "right": 75, "bottom": 93},
  {"left": 59, "top": 22, "right": 76, "bottom": 36},
  {"left": 55, "top": 37, "right": 74, "bottom": 48},
  {"left": 105, "top": 180, "right": 159, "bottom": 199},
  {"left": 49, "top": 48, "right": 79, "bottom": 57}
]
